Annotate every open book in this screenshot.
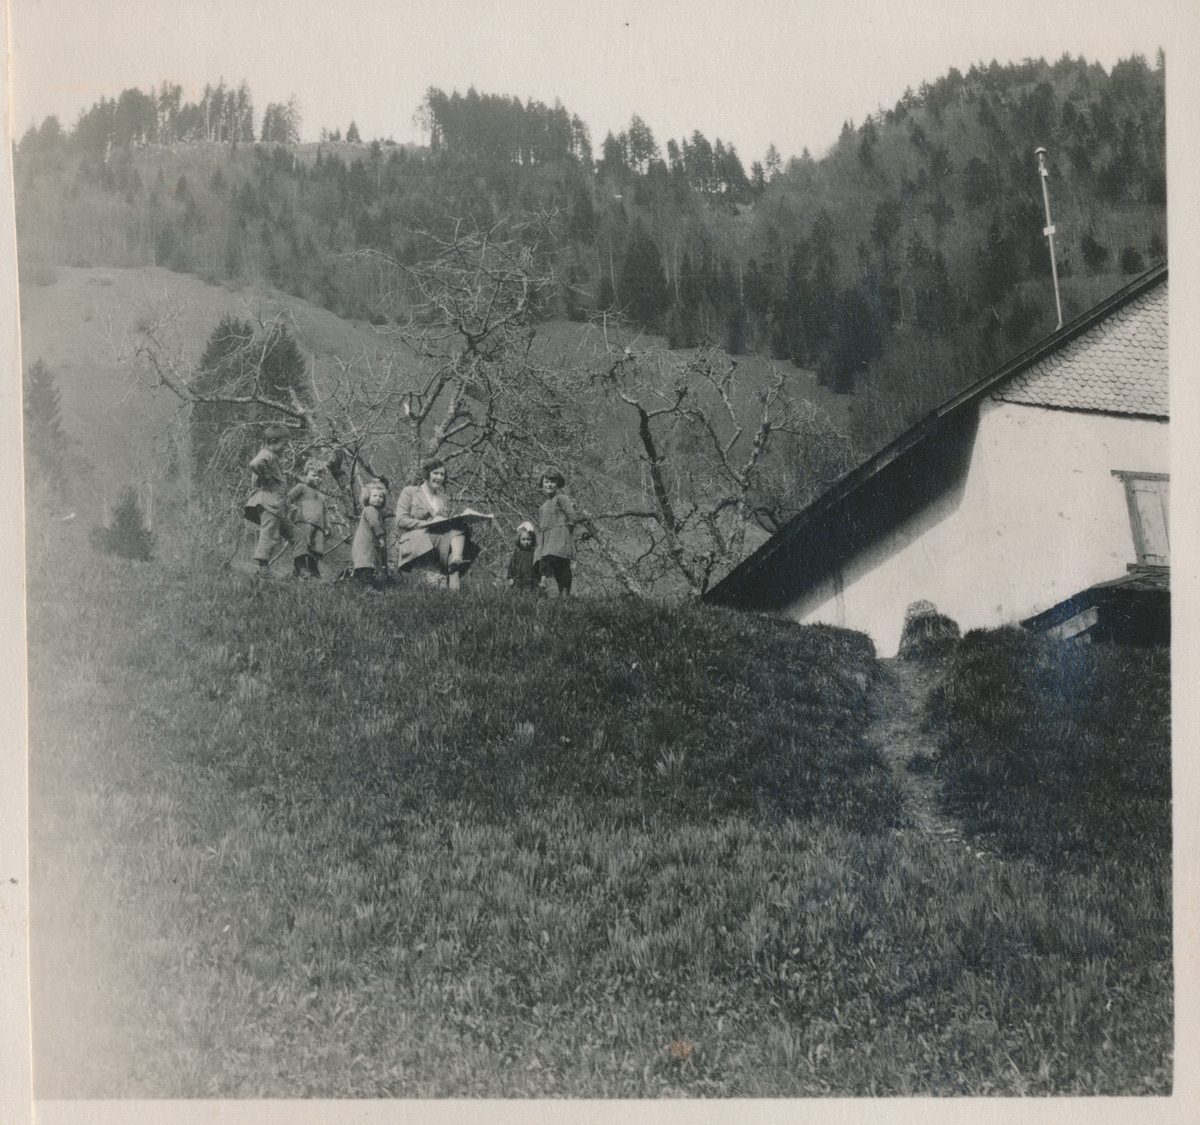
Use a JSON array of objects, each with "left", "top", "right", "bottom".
[{"left": 420, "top": 508, "right": 495, "bottom": 534}]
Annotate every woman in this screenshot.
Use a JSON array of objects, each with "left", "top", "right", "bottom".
[{"left": 393, "top": 459, "right": 477, "bottom": 590}]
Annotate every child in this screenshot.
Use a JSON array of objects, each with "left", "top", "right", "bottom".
[
  {"left": 506, "top": 521, "right": 539, "bottom": 592},
  {"left": 351, "top": 480, "right": 388, "bottom": 588},
  {"left": 245, "top": 424, "right": 292, "bottom": 572},
  {"left": 534, "top": 468, "right": 578, "bottom": 596},
  {"left": 288, "top": 460, "right": 328, "bottom": 579}
]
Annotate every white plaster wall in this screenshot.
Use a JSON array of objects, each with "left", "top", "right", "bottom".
[{"left": 785, "top": 398, "right": 1168, "bottom": 656}]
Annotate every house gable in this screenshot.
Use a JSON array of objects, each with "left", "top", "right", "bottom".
[{"left": 704, "top": 264, "right": 1169, "bottom": 653}]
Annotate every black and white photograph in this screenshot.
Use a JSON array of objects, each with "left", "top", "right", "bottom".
[{"left": 3, "top": 0, "right": 1197, "bottom": 1119}]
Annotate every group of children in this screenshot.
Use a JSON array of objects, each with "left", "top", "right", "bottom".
[{"left": 245, "top": 426, "right": 580, "bottom": 594}]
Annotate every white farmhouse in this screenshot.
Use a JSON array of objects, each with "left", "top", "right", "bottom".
[{"left": 704, "top": 264, "right": 1168, "bottom": 656}]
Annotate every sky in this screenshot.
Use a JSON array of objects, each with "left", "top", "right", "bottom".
[{"left": 9, "top": 0, "right": 1191, "bottom": 167}]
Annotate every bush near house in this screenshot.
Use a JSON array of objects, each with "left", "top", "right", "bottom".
[{"left": 928, "top": 626, "right": 1171, "bottom": 860}]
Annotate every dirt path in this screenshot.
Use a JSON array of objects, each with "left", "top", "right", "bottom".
[{"left": 866, "top": 657, "right": 979, "bottom": 850}]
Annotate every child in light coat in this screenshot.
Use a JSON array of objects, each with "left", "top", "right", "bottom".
[
  {"left": 534, "top": 468, "right": 578, "bottom": 596},
  {"left": 351, "top": 481, "right": 388, "bottom": 588}
]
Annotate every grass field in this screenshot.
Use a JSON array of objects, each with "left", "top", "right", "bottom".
[{"left": 27, "top": 515, "right": 1172, "bottom": 1097}]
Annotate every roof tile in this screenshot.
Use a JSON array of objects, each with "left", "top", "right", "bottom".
[{"left": 995, "top": 283, "right": 1167, "bottom": 415}]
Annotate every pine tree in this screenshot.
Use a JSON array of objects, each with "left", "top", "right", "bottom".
[
  {"left": 190, "top": 317, "right": 309, "bottom": 477},
  {"left": 764, "top": 143, "right": 782, "bottom": 181},
  {"left": 90, "top": 486, "right": 154, "bottom": 561},
  {"left": 620, "top": 226, "right": 669, "bottom": 328},
  {"left": 23, "top": 359, "right": 68, "bottom": 496}
]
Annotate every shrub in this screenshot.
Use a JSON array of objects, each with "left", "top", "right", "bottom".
[
  {"left": 90, "top": 487, "right": 154, "bottom": 561},
  {"left": 1081, "top": 232, "right": 1110, "bottom": 274},
  {"left": 928, "top": 627, "right": 1170, "bottom": 860},
  {"left": 897, "top": 600, "right": 960, "bottom": 660}
]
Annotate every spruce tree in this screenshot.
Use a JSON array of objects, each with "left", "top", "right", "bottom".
[
  {"left": 23, "top": 359, "right": 68, "bottom": 496},
  {"left": 190, "top": 317, "right": 308, "bottom": 477},
  {"left": 91, "top": 487, "right": 154, "bottom": 561}
]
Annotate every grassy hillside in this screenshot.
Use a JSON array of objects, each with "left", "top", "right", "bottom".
[
  {"left": 930, "top": 627, "right": 1171, "bottom": 860},
  {"left": 18, "top": 266, "right": 395, "bottom": 493},
  {"left": 27, "top": 515, "right": 1172, "bottom": 1097}
]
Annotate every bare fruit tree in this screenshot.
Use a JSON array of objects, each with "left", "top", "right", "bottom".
[
  {"left": 116, "top": 214, "right": 855, "bottom": 593},
  {"left": 576, "top": 338, "right": 856, "bottom": 595}
]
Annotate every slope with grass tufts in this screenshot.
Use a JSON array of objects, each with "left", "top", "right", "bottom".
[
  {"left": 929, "top": 626, "right": 1171, "bottom": 862},
  {"left": 27, "top": 517, "right": 1172, "bottom": 1096}
]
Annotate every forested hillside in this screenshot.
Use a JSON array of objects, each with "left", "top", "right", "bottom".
[{"left": 15, "top": 53, "right": 1165, "bottom": 454}]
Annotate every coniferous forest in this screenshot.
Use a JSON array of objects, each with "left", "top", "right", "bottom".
[{"left": 14, "top": 54, "right": 1165, "bottom": 453}]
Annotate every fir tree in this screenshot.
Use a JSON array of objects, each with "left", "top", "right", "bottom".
[
  {"left": 190, "top": 317, "right": 309, "bottom": 477},
  {"left": 23, "top": 359, "right": 68, "bottom": 496},
  {"left": 90, "top": 486, "right": 154, "bottom": 561}
]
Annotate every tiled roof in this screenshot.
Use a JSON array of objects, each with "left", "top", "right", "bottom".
[{"left": 995, "top": 282, "right": 1168, "bottom": 416}]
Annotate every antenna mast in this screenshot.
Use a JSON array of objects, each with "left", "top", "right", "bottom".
[{"left": 1035, "top": 147, "right": 1064, "bottom": 330}]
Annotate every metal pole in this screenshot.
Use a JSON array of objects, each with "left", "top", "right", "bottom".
[{"left": 1035, "top": 147, "right": 1064, "bottom": 330}]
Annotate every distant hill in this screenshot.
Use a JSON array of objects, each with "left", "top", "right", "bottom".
[
  {"left": 14, "top": 52, "right": 1166, "bottom": 461},
  {"left": 18, "top": 267, "right": 396, "bottom": 495},
  {"left": 19, "top": 268, "right": 852, "bottom": 522}
]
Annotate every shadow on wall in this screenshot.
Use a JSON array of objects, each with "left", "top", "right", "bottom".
[{"left": 770, "top": 405, "right": 981, "bottom": 619}]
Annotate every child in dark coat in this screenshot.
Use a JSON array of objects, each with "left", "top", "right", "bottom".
[
  {"left": 506, "top": 521, "right": 539, "bottom": 592},
  {"left": 288, "top": 460, "right": 328, "bottom": 578},
  {"left": 245, "top": 425, "right": 291, "bottom": 571},
  {"left": 534, "top": 468, "right": 578, "bottom": 596}
]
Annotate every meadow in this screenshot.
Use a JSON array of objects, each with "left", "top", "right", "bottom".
[{"left": 26, "top": 514, "right": 1172, "bottom": 1097}]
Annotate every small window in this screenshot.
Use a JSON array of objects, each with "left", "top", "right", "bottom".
[{"left": 1113, "top": 471, "right": 1169, "bottom": 566}]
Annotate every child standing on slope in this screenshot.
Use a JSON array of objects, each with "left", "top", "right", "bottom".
[
  {"left": 245, "top": 424, "right": 292, "bottom": 572},
  {"left": 351, "top": 480, "right": 389, "bottom": 588},
  {"left": 506, "top": 521, "right": 539, "bottom": 592},
  {"left": 288, "top": 460, "right": 328, "bottom": 579},
  {"left": 534, "top": 468, "right": 579, "bottom": 596}
]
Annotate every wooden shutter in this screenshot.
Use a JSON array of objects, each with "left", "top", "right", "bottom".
[{"left": 1114, "top": 471, "right": 1169, "bottom": 566}]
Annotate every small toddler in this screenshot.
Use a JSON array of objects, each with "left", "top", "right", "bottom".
[
  {"left": 351, "top": 481, "right": 389, "bottom": 588},
  {"left": 506, "top": 521, "right": 539, "bottom": 592}
]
